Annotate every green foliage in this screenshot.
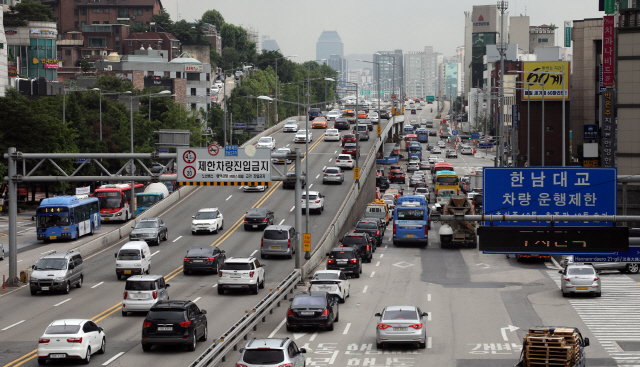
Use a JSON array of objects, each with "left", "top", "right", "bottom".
[
  {"left": 3, "top": 0, "right": 54, "bottom": 27},
  {"left": 130, "top": 22, "right": 148, "bottom": 33},
  {"left": 80, "top": 60, "right": 91, "bottom": 72},
  {"left": 210, "top": 50, "right": 222, "bottom": 69},
  {"left": 201, "top": 9, "right": 225, "bottom": 31}
]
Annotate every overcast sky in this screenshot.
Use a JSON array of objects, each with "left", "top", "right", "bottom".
[{"left": 161, "top": 0, "right": 603, "bottom": 62}]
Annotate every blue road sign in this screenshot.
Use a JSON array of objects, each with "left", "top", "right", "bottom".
[
  {"left": 234, "top": 123, "right": 247, "bottom": 128},
  {"left": 574, "top": 247, "right": 640, "bottom": 263},
  {"left": 478, "top": 143, "right": 493, "bottom": 148},
  {"left": 471, "top": 133, "right": 480, "bottom": 140},
  {"left": 75, "top": 158, "right": 89, "bottom": 163},
  {"left": 225, "top": 145, "right": 238, "bottom": 157},
  {"left": 452, "top": 129, "right": 458, "bottom": 136},
  {"left": 483, "top": 167, "right": 617, "bottom": 226},
  {"left": 156, "top": 149, "right": 169, "bottom": 153}
]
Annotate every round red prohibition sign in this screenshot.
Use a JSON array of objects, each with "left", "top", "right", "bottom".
[
  {"left": 183, "top": 150, "right": 197, "bottom": 163},
  {"left": 208, "top": 144, "right": 220, "bottom": 156},
  {"left": 183, "top": 166, "right": 196, "bottom": 179}
]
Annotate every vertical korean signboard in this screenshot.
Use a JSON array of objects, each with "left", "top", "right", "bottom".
[
  {"left": 601, "top": 90, "right": 616, "bottom": 168},
  {"left": 602, "top": 15, "right": 614, "bottom": 87},
  {"left": 564, "top": 21, "right": 571, "bottom": 48}
]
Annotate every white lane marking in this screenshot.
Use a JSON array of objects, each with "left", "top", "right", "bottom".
[
  {"left": 268, "top": 318, "right": 287, "bottom": 338},
  {"left": 328, "top": 350, "right": 338, "bottom": 364},
  {"left": 316, "top": 174, "right": 320, "bottom": 179},
  {"left": 380, "top": 254, "right": 384, "bottom": 258},
  {"left": 54, "top": 298, "right": 72, "bottom": 307},
  {"left": 334, "top": 150, "right": 337, "bottom": 154},
  {"left": 310, "top": 332, "right": 318, "bottom": 341},
  {"left": 193, "top": 297, "right": 201, "bottom": 303},
  {"left": 290, "top": 206, "right": 295, "bottom": 212},
  {"left": 363, "top": 285, "right": 368, "bottom": 294},
  {"left": 370, "top": 271, "right": 375, "bottom": 278},
  {"left": 309, "top": 184, "right": 313, "bottom": 189},
  {"left": 385, "top": 245, "right": 388, "bottom": 249},
  {"left": 322, "top": 166, "right": 326, "bottom": 171},
  {"left": 427, "top": 313, "right": 432, "bottom": 321},
  {"left": 172, "top": 236, "right": 182, "bottom": 243},
  {"left": 343, "top": 323, "right": 351, "bottom": 335},
  {"left": 286, "top": 144, "right": 290, "bottom": 147},
  {"left": 150, "top": 250, "right": 160, "bottom": 257},
  {"left": 91, "top": 282, "right": 104, "bottom": 289},
  {"left": 376, "top": 261, "right": 380, "bottom": 267},
  {"left": 238, "top": 186, "right": 242, "bottom": 190},
  {"left": 279, "top": 219, "right": 286, "bottom": 225},
  {"left": 250, "top": 250, "right": 257, "bottom": 257},
  {"left": 428, "top": 294, "right": 431, "bottom": 302},
  {"left": 212, "top": 284, "right": 218, "bottom": 288},
  {"left": 226, "top": 195, "right": 232, "bottom": 201},
  {"left": 2, "top": 320, "right": 25, "bottom": 331},
  {"left": 102, "top": 352, "right": 125, "bottom": 366},
  {"left": 329, "top": 158, "right": 333, "bottom": 162},
  {"left": 427, "top": 336, "right": 432, "bottom": 348},
  {"left": 17, "top": 260, "right": 22, "bottom": 263}
]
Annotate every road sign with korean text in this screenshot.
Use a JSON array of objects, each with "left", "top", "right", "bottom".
[
  {"left": 177, "top": 147, "right": 271, "bottom": 184},
  {"left": 483, "top": 167, "right": 617, "bottom": 226},
  {"left": 303, "top": 233, "right": 311, "bottom": 252}
]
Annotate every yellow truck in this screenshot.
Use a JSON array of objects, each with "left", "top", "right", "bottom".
[{"left": 363, "top": 199, "right": 390, "bottom": 226}]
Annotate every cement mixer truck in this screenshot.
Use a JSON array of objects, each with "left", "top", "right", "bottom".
[{"left": 135, "top": 183, "right": 170, "bottom": 215}]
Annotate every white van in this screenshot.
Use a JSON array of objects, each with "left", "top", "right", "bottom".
[{"left": 115, "top": 241, "right": 151, "bottom": 280}]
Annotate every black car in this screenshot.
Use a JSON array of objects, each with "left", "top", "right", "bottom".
[
  {"left": 326, "top": 247, "right": 362, "bottom": 278},
  {"left": 428, "top": 130, "right": 437, "bottom": 136},
  {"left": 141, "top": 300, "right": 208, "bottom": 352},
  {"left": 283, "top": 172, "right": 306, "bottom": 189},
  {"left": 150, "top": 163, "right": 166, "bottom": 173},
  {"left": 426, "top": 143, "right": 434, "bottom": 151},
  {"left": 340, "top": 233, "right": 373, "bottom": 262},
  {"left": 286, "top": 291, "right": 339, "bottom": 332},
  {"left": 244, "top": 208, "right": 274, "bottom": 230},
  {"left": 353, "top": 220, "right": 383, "bottom": 247},
  {"left": 376, "top": 176, "right": 390, "bottom": 191},
  {"left": 411, "top": 109, "right": 416, "bottom": 114},
  {"left": 334, "top": 118, "right": 350, "bottom": 130},
  {"left": 379, "top": 110, "right": 390, "bottom": 119},
  {"left": 308, "top": 108, "right": 322, "bottom": 120},
  {"left": 183, "top": 246, "right": 226, "bottom": 274}
]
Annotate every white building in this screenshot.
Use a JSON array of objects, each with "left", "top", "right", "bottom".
[{"left": 0, "top": 10, "right": 7, "bottom": 96}]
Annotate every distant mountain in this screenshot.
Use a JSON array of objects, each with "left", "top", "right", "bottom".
[{"left": 344, "top": 54, "right": 374, "bottom": 70}]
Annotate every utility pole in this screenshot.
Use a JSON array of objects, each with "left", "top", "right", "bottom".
[{"left": 497, "top": 0, "right": 508, "bottom": 167}]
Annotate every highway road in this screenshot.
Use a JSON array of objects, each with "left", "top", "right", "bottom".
[{"left": 0, "top": 113, "right": 394, "bottom": 367}]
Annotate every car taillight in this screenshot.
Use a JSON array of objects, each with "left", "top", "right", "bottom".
[
  {"left": 249, "top": 271, "right": 255, "bottom": 278},
  {"left": 143, "top": 321, "right": 152, "bottom": 329},
  {"left": 338, "top": 284, "right": 342, "bottom": 292},
  {"left": 263, "top": 218, "right": 268, "bottom": 222},
  {"left": 236, "top": 364, "right": 249, "bottom": 367},
  {"left": 564, "top": 277, "right": 570, "bottom": 281},
  {"left": 277, "top": 364, "right": 293, "bottom": 367},
  {"left": 287, "top": 309, "right": 294, "bottom": 316},
  {"left": 152, "top": 291, "right": 158, "bottom": 300},
  {"left": 184, "top": 258, "right": 190, "bottom": 262},
  {"left": 350, "top": 259, "right": 358, "bottom": 264},
  {"left": 378, "top": 324, "right": 391, "bottom": 330},
  {"left": 243, "top": 218, "right": 248, "bottom": 222},
  {"left": 315, "top": 200, "right": 321, "bottom": 203},
  {"left": 425, "top": 225, "right": 429, "bottom": 236},
  {"left": 321, "top": 309, "right": 329, "bottom": 316},
  {"left": 261, "top": 238, "right": 264, "bottom": 247},
  {"left": 218, "top": 270, "right": 223, "bottom": 277},
  {"left": 410, "top": 324, "right": 423, "bottom": 329},
  {"left": 39, "top": 338, "right": 50, "bottom": 344},
  {"left": 179, "top": 320, "right": 191, "bottom": 328},
  {"left": 327, "top": 259, "right": 335, "bottom": 264},
  {"left": 393, "top": 224, "right": 396, "bottom": 235},
  {"left": 348, "top": 160, "right": 352, "bottom": 163},
  {"left": 67, "top": 337, "right": 83, "bottom": 343},
  {"left": 324, "top": 174, "right": 328, "bottom": 176},
  {"left": 123, "top": 291, "right": 128, "bottom": 299},
  {"left": 366, "top": 245, "right": 370, "bottom": 251},
  {"left": 377, "top": 230, "right": 380, "bottom": 235},
  {"left": 288, "top": 239, "right": 291, "bottom": 248},
  {"left": 206, "top": 257, "right": 216, "bottom": 262},
  {"left": 594, "top": 277, "right": 599, "bottom": 281}
]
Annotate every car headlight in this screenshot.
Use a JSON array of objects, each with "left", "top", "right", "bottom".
[
  {"left": 134, "top": 263, "right": 141, "bottom": 267},
  {"left": 55, "top": 277, "right": 64, "bottom": 281},
  {"left": 31, "top": 277, "right": 38, "bottom": 282},
  {"left": 192, "top": 221, "right": 197, "bottom": 226},
  {"left": 115, "top": 212, "right": 123, "bottom": 217}
]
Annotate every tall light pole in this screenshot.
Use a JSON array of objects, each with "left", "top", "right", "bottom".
[
  {"left": 92, "top": 88, "right": 131, "bottom": 141},
  {"left": 357, "top": 59, "right": 392, "bottom": 129},
  {"left": 274, "top": 54, "right": 297, "bottom": 124},
  {"left": 147, "top": 90, "right": 171, "bottom": 120},
  {"left": 497, "top": 0, "right": 508, "bottom": 166},
  {"left": 222, "top": 65, "right": 253, "bottom": 145},
  {"left": 306, "top": 59, "right": 325, "bottom": 238}
]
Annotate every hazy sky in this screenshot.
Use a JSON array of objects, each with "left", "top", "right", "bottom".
[{"left": 161, "top": 0, "right": 604, "bottom": 62}]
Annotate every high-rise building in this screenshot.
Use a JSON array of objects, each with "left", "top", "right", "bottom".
[
  {"left": 509, "top": 16, "right": 530, "bottom": 54},
  {"left": 261, "top": 35, "right": 280, "bottom": 52},
  {"left": 316, "top": 31, "right": 343, "bottom": 62},
  {"left": 470, "top": 4, "right": 500, "bottom": 90},
  {"left": 464, "top": 11, "right": 473, "bottom": 97},
  {"left": 0, "top": 10, "right": 7, "bottom": 96},
  {"left": 328, "top": 54, "right": 347, "bottom": 84},
  {"left": 403, "top": 46, "right": 437, "bottom": 99},
  {"left": 374, "top": 50, "right": 402, "bottom": 98}
]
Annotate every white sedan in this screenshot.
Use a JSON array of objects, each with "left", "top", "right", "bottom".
[
  {"left": 256, "top": 137, "right": 276, "bottom": 150},
  {"left": 295, "top": 130, "right": 313, "bottom": 143},
  {"left": 38, "top": 319, "right": 106, "bottom": 365},
  {"left": 283, "top": 120, "right": 299, "bottom": 132},
  {"left": 325, "top": 128, "right": 341, "bottom": 141},
  {"left": 301, "top": 191, "right": 324, "bottom": 214},
  {"left": 367, "top": 112, "right": 379, "bottom": 123},
  {"left": 335, "top": 154, "right": 355, "bottom": 170},
  {"left": 326, "top": 110, "right": 341, "bottom": 120}
]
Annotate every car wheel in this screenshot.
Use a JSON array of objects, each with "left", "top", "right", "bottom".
[
  {"left": 334, "top": 310, "right": 339, "bottom": 322},
  {"left": 377, "top": 342, "right": 383, "bottom": 349},
  {"left": 164, "top": 231, "right": 168, "bottom": 241},
  {"left": 98, "top": 338, "right": 106, "bottom": 354},
  {"left": 76, "top": 276, "right": 83, "bottom": 288},
  {"left": 217, "top": 286, "right": 224, "bottom": 295},
  {"left": 286, "top": 324, "right": 294, "bottom": 332},
  {"left": 220, "top": 221, "right": 224, "bottom": 230},
  {"left": 187, "top": 334, "right": 197, "bottom": 351},
  {"left": 627, "top": 263, "right": 640, "bottom": 274},
  {"left": 562, "top": 291, "right": 567, "bottom": 297},
  {"left": 354, "top": 271, "right": 360, "bottom": 279},
  {"left": 156, "top": 235, "right": 161, "bottom": 246},
  {"left": 596, "top": 292, "right": 602, "bottom": 297},
  {"left": 199, "top": 324, "right": 208, "bottom": 341},
  {"left": 259, "top": 277, "right": 265, "bottom": 289},
  {"left": 30, "top": 289, "right": 38, "bottom": 295},
  {"left": 251, "top": 285, "right": 259, "bottom": 295},
  {"left": 261, "top": 254, "right": 266, "bottom": 259},
  {"left": 326, "top": 320, "right": 334, "bottom": 331},
  {"left": 184, "top": 269, "right": 190, "bottom": 275},
  {"left": 37, "top": 357, "right": 46, "bottom": 365},
  {"left": 82, "top": 347, "right": 91, "bottom": 364},
  {"left": 64, "top": 281, "right": 70, "bottom": 294},
  {"left": 214, "top": 224, "right": 219, "bottom": 234},
  {"left": 142, "top": 344, "right": 152, "bottom": 352},
  {"left": 192, "top": 231, "right": 196, "bottom": 235},
  {"left": 122, "top": 310, "right": 128, "bottom": 316}
]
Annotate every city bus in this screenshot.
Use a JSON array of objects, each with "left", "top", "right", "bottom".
[
  {"left": 435, "top": 170, "right": 460, "bottom": 195},
  {"left": 405, "top": 133, "right": 418, "bottom": 150},
  {"left": 92, "top": 183, "right": 144, "bottom": 222},
  {"left": 160, "top": 173, "right": 178, "bottom": 194},
  {"left": 36, "top": 196, "right": 101, "bottom": 242},
  {"left": 416, "top": 128, "right": 429, "bottom": 143},
  {"left": 393, "top": 195, "right": 429, "bottom": 247},
  {"left": 431, "top": 161, "right": 454, "bottom": 179},
  {"left": 408, "top": 142, "right": 423, "bottom": 161}
]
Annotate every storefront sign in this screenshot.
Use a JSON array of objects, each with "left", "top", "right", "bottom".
[
  {"left": 30, "top": 28, "right": 57, "bottom": 35},
  {"left": 600, "top": 90, "right": 615, "bottom": 168},
  {"left": 5, "top": 30, "right": 17, "bottom": 35},
  {"left": 602, "top": 16, "right": 614, "bottom": 87},
  {"left": 44, "top": 63, "right": 59, "bottom": 69},
  {"left": 521, "top": 61, "right": 570, "bottom": 101},
  {"left": 185, "top": 65, "right": 203, "bottom": 72}
]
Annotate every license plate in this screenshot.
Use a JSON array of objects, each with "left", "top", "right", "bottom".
[
  {"left": 576, "top": 287, "right": 588, "bottom": 290},
  {"left": 407, "top": 234, "right": 414, "bottom": 238},
  {"left": 231, "top": 275, "right": 241, "bottom": 278},
  {"left": 270, "top": 246, "right": 281, "bottom": 250},
  {"left": 41, "top": 286, "right": 50, "bottom": 291},
  {"left": 157, "top": 327, "right": 172, "bottom": 331},
  {"left": 253, "top": 225, "right": 258, "bottom": 228},
  {"left": 50, "top": 354, "right": 66, "bottom": 359},
  {"left": 319, "top": 286, "right": 331, "bottom": 290},
  {"left": 104, "top": 218, "right": 110, "bottom": 221},
  {"left": 49, "top": 236, "right": 56, "bottom": 240},
  {"left": 192, "top": 260, "right": 203, "bottom": 263},
  {"left": 124, "top": 270, "right": 131, "bottom": 274},
  {"left": 300, "top": 311, "right": 314, "bottom": 316},
  {"left": 394, "top": 327, "right": 408, "bottom": 331}
]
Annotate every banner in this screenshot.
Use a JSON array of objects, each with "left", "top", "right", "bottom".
[
  {"left": 600, "top": 90, "right": 616, "bottom": 167},
  {"left": 564, "top": 21, "right": 571, "bottom": 48},
  {"left": 602, "top": 16, "right": 614, "bottom": 87},
  {"left": 521, "top": 61, "right": 570, "bottom": 101}
]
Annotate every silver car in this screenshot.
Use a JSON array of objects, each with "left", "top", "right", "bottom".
[
  {"left": 283, "top": 120, "right": 299, "bottom": 132},
  {"left": 409, "top": 174, "right": 425, "bottom": 187},
  {"left": 236, "top": 338, "right": 306, "bottom": 367},
  {"left": 375, "top": 306, "right": 428, "bottom": 349},
  {"left": 129, "top": 218, "right": 168, "bottom": 245},
  {"left": 121, "top": 275, "right": 170, "bottom": 316},
  {"left": 560, "top": 264, "right": 601, "bottom": 297},
  {"left": 407, "top": 162, "right": 420, "bottom": 172},
  {"left": 323, "top": 167, "right": 344, "bottom": 184}
]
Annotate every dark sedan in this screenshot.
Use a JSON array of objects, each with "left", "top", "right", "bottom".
[
  {"left": 286, "top": 291, "right": 339, "bottom": 332},
  {"left": 334, "top": 118, "right": 350, "bottom": 130},
  {"left": 388, "top": 169, "right": 405, "bottom": 184},
  {"left": 244, "top": 208, "right": 274, "bottom": 230},
  {"left": 428, "top": 130, "right": 437, "bottom": 136},
  {"left": 183, "top": 246, "right": 226, "bottom": 274},
  {"left": 379, "top": 110, "right": 390, "bottom": 119},
  {"left": 376, "top": 176, "right": 390, "bottom": 190}
]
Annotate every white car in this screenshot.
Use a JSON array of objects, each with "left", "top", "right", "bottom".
[
  {"left": 432, "top": 147, "right": 442, "bottom": 154},
  {"left": 325, "top": 128, "right": 341, "bottom": 141},
  {"left": 218, "top": 257, "right": 265, "bottom": 295},
  {"left": 37, "top": 319, "right": 106, "bottom": 365},
  {"left": 295, "top": 130, "right": 312, "bottom": 143},
  {"left": 367, "top": 112, "right": 379, "bottom": 123},
  {"left": 211, "top": 85, "right": 219, "bottom": 94},
  {"left": 283, "top": 120, "right": 299, "bottom": 132},
  {"left": 326, "top": 110, "right": 341, "bottom": 120},
  {"left": 427, "top": 155, "right": 438, "bottom": 164},
  {"left": 191, "top": 208, "right": 224, "bottom": 234},
  {"left": 242, "top": 183, "right": 266, "bottom": 192},
  {"left": 301, "top": 191, "right": 325, "bottom": 214},
  {"left": 215, "top": 81, "right": 223, "bottom": 89},
  {"left": 271, "top": 147, "right": 292, "bottom": 164},
  {"left": 309, "top": 270, "right": 351, "bottom": 303},
  {"left": 256, "top": 137, "right": 276, "bottom": 150},
  {"left": 335, "top": 154, "right": 355, "bottom": 170},
  {"left": 437, "top": 140, "right": 446, "bottom": 148}
]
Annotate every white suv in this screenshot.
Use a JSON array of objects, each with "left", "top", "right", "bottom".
[
  {"left": 335, "top": 154, "right": 355, "bottom": 170},
  {"left": 218, "top": 257, "right": 265, "bottom": 295},
  {"left": 256, "top": 137, "right": 276, "bottom": 150},
  {"left": 191, "top": 208, "right": 224, "bottom": 235},
  {"left": 301, "top": 191, "right": 325, "bottom": 214},
  {"left": 283, "top": 120, "right": 299, "bottom": 132}
]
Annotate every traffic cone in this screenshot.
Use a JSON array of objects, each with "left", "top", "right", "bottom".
[
  {"left": 447, "top": 138, "right": 450, "bottom": 143},
  {"left": 454, "top": 143, "right": 457, "bottom": 149},
  {"left": 473, "top": 149, "right": 477, "bottom": 154}
]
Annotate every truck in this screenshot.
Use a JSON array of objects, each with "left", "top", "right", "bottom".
[
  {"left": 515, "top": 327, "right": 589, "bottom": 367},
  {"left": 135, "top": 183, "right": 169, "bottom": 215},
  {"left": 363, "top": 199, "right": 391, "bottom": 226},
  {"left": 467, "top": 171, "right": 483, "bottom": 192},
  {"left": 437, "top": 194, "right": 477, "bottom": 248},
  {"left": 376, "top": 143, "right": 401, "bottom": 164}
]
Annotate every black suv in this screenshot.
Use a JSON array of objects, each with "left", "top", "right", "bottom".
[
  {"left": 141, "top": 300, "right": 208, "bottom": 352},
  {"left": 286, "top": 291, "right": 339, "bottom": 332},
  {"left": 308, "top": 108, "right": 322, "bottom": 120},
  {"left": 183, "top": 246, "right": 226, "bottom": 274},
  {"left": 353, "top": 220, "right": 383, "bottom": 247},
  {"left": 283, "top": 172, "right": 306, "bottom": 189},
  {"left": 326, "top": 247, "right": 362, "bottom": 278},
  {"left": 376, "top": 176, "right": 390, "bottom": 191},
  {"left": 244, "top": 208, "right": 275, "bottom": 230},
  {"left": 340, "top": 233, "right": 373, "bottom": 262}
]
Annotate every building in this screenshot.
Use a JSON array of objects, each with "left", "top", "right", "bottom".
[
  {"left": 529, "top": 25, "right": 556, "bottom": 53},
  {"left": 509, "top": 16, "right": 530, "bottom": 54},
  {"left": 316, "top": 31, "right": 343, "bottom": 62},
  {"left": 2, "top": 0, "right": 21, "bottom": 12},
  {"left": 203, "top": 23, "right": 221, "bottom": 56},
  {"left": 404, "top": 51, "right": 426, "bottom": 99},
  {"left": 5, "top": 21, "right": 58, "bottom": 82},
  {"left": 35, "top": 0, "right": 162, "bottom": 34},
  {"left": 470, "top": 4, "right": 500, "bottom": 90},
  {"left": 374, "top": 50, "right": 402, "bottom": 98},
  {"left": 463, "top": 11, "right": 473, "bottom": 97},
  {"left": 327, "top": 54, "right": 347, "bottom": 85},
  {"left": 260, "top": 35, "right": 279, "bottom": 52},
  {"left": 444, "top": 62, "right": 461, "bottom": 99},
  {"left": 0, "top": 10, "right": 8, "bottom": 96},
  {"left": 123, "top": 31, "right": 180, "bottom": 60},
  {"left": 242, "top": 25, "right": 259, "bottom": 52}
]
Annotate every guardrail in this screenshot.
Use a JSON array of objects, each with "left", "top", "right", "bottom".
[{"left": 189, "top": 269, "right": 301, "bottom": 367}]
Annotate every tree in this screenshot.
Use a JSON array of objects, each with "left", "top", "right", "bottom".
[
  {"left": 80, "top": 60, "right": 91, "bottom": 72},
  {"left": 130, "top": 22, "right": 148, "bottom": 33},
  {"left": 3, "top": 0, "right": 54, "bottom": 27},
  {"left": 151, "top": 8, "right": 174, "bottom": 34},
  {"left": 201, "top": 9, "right": 224, "bottom": 31}
]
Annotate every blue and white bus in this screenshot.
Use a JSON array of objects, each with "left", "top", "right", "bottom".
[
  {"left": 416, "top": 128, "right": 429, "bottom": 143},
  {"left": 393, "top": 195, "right": 429, "bottom": 247},
  {"left": 36, "top": 196, "right": 101, "bottom": 242},
  {"left": 408, "top": 142, "right": 423, "bottom": 161}
]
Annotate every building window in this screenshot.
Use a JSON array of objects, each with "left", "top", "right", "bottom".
[
  {"left": 206, "top": 88, "right": 210, "bottom": 96},
  {"left": 81, "top": 21, "right": 86, "bottom": 26},
  {"left": 118, "top": 8, "right": 129, "bottom": 17},
  {"left": 103, "top": 21, "right": 109, "bottom": 24},
  {"left": 538, "top": 38, "right": 548, "bottom": 43},
  {"left": 88, "top": 37, "right": 107, "bottom": 48},
  {"left": 81, "top": 8, "right": 86, "bottom": 15},
  {"left": 93, "top": 21, "right": 100, "bottom": 24},
  {"left": 186, "top": 73, "right": 199, "bottom": 81},
  {"left": 191, "top": 88, "right": 196, "bottom": 96},
  {"left": 65, "top": 49, "right": 71, "bottom": 56},
  {"left": 72, "top": 34, "right": 77, "bottom": 40},
  {"left": 128, "top": 40, "right": 133, "bottom": 46},
  {"left": 75, "top": 21, "right": 79, "bottom": 29},
  {"left": 133, "top": 8, "right": 143, "bottom": 15},
  {"left": 74, "top": 9, "right": 79, "bottom": 15},
  {"left": 104, "top": 8, "right": 109, "bottom": 13},
  {"left": 92, "top": 8, "right": 100, "bottom": 13},
  {"left": 176, "top": 72, "right": 181, "bottom": 78},
  {"left": 191, "top": 103, "right": 196, "bottom": 110}
]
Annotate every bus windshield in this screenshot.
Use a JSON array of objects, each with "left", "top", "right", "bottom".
[
  {"left": 409, "top": 146, "right": 421, "bottom": 152},
  {"left": 96, "top": 192, "right": 122, "bottom": 209},
  {"left": 396, "top": 209, "right": 425, "bottom": 220},
  {"left": 436, "top": 177, "right": 459, "bottom": 184},
  {"left": 37, "top": 214, "right": 70, "bottom": 228}
]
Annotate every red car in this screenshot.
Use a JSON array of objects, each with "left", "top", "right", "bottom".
[
  {"left": 342, "top": 133, "right": 358, "bottom": 146},
  {"left": 388, "top": 168, "right": 406, "bottom": 184},
  {"left": 342, "top": 143, "right": 360, "bottom": 159}
]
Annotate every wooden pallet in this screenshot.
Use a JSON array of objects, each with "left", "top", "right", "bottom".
[
  {"left": 525, "top": 361, "right": 572, "bottom": 367},
  {"left": 527, "top": 327, "right": 553, "bottom": 336},
  {"left": 526, "top": 346, "right": 573, "bottom": 359}
]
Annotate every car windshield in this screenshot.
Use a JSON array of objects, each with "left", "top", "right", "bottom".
[
  {"left": 416, "top": 188, "right": 428, "bottom": 193},
  {"left": 327, "top": 130, "right": 338, "bottom": 134},
  {"left": 137, "top": 195, "right": 161, "bottom": 207},
  {"left": 45, "top": 325, "right": 81, "bottom": 335},
  {"left": 258, "top": 138, "right": 271, "bottom": 143},
  {"left": 302, "top": 194, "right": 318, "bottom": 200},
  {"left": 243, "top": 350, "right": 285, "bottom": 364},
  {"left": 263, "top": 230, "right": 288, "bottom": 240},
  {"left": 96, "top": 192, "right": 122, "bottom": 209},
  {"left": 223, "top": 263, "right": 252, "bottom": 271},
  {"left": 195, "top": 212, "right": 218, "bottom": 220},
  {"left": 397, "top": 209, "right": 424, "bottom": 220},
  {"left": 34, "top": 258, "right": 67, "bottom": 271},
  {"left": 118, "top": 250, "right": 141, "bottom": 260},
  {"left": 135, "top": 222, "right": 158, "bottom": 229},
  {"left": 338, "top": 155, "right": 351, "bottom": 160},
  {"left": 383, "top": 310, "right": 419, "bottom": 320},
  {"left": 146, "top": 310, "right": 185, "bottom": 322},
  {"left": 325, "top": 169, "right": 340, "bottom": 174},
  {"left": 125, "top": 280, "right": 155, "bottom": 291},
  {"left": 436, "top": 177, "right": 459, "bottom": 184},
  {"left": 356, "top": 222, "right": 378, "bottom": 229},
  {"left": 568, "top": 268, "right": 596, "bottom": 275},
  {"left": 292, "top": 296, "right": 326, "bottom": 307},
  {"left": 276, "top": 149, "right": 289, "bottom": 154},
  {"left": 187, "top": 248, "right": 213, "bottom": 257},
  {"left": 313, "top": 272, "right": 340, "bottom": 280}
]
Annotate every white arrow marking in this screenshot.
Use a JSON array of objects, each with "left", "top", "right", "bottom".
[
  {"left": 293, "top": 333, "right": 307, "bottom": 340},
  {"left": 501, "top": 325, "right": 520, "bottom": 341}
]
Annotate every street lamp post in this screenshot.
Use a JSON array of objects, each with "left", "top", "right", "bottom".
[
  {"left": 305, "top": 59, "right": 325, "bottom": 240},
  {"left": 222, "top": 65, "right": 253, "bottom": 145},
  {"left": 92, "top": 88, "right": 132, "bottom": 141}
]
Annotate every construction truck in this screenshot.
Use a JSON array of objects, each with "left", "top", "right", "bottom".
[{"left": 437, "top": 194, "right": 477, "bottom": 248}]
